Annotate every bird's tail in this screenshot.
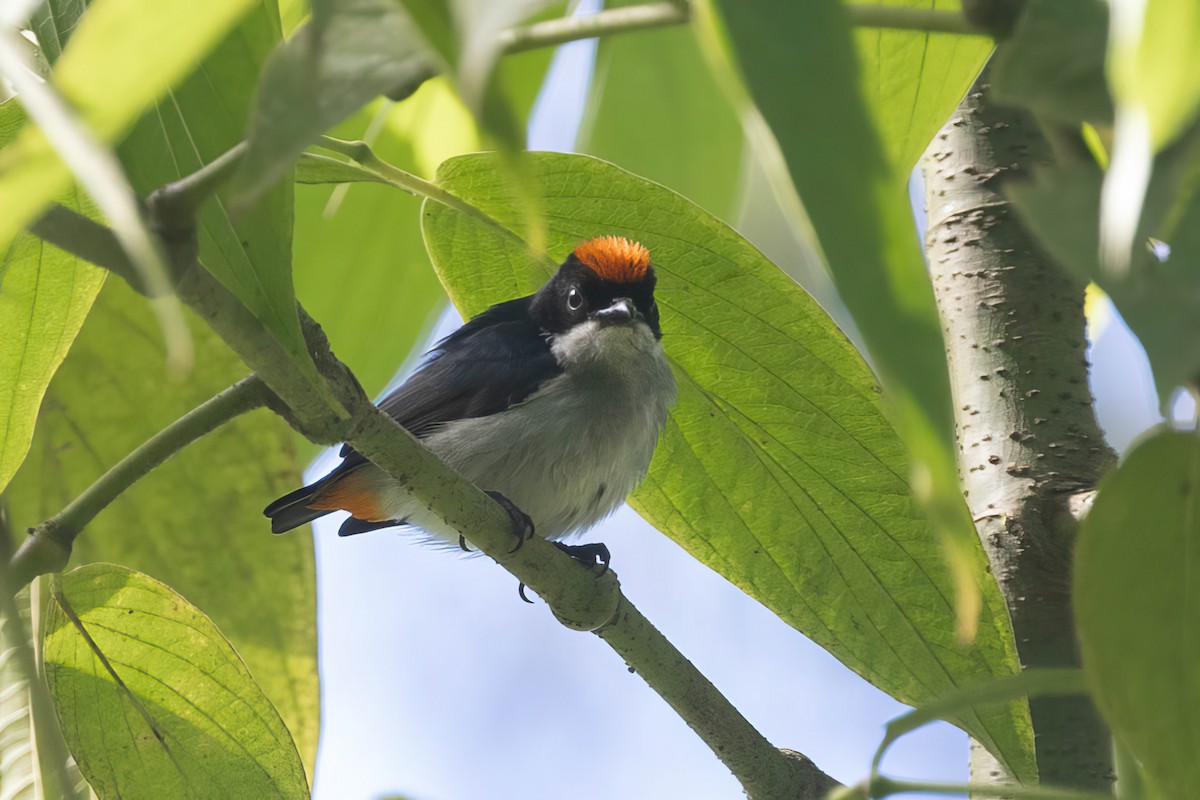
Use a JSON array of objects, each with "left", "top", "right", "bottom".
[{"left": 263, "top": 481, "right": 331, "bottom": 533}]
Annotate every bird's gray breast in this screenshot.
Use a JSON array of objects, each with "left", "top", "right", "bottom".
[{"left": 422, "top": 320, "right": 676, "bottom": 540}]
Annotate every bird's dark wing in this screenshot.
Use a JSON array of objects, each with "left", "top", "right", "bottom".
[{"left": 339, "top": 296, "right": 560, "bottom": 458}]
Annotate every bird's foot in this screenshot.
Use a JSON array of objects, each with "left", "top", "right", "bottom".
[
  {"left": 485, "top": 491, "right": 535, "bottom": 553},
  {"left": 516, "top": 542, "right": 611, "bottom": 605}
]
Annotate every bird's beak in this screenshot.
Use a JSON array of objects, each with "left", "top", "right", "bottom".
[{"left": 593, "top": 297, "right": 639, "bottom": 326}]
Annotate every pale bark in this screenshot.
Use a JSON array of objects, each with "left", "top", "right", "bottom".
[{"left": 923, "top": 80, "right": 1116, "bottom": 792}]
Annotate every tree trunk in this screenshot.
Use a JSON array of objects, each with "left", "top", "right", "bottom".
[{"left": 922, "top": 79, "right": 1116, "bottom": 792}]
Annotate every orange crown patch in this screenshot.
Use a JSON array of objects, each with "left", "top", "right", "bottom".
[{"left": 573, "top": 236, "right": 651, "bottom": 283}]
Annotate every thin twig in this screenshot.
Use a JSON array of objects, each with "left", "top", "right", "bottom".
[
  {"left": 7, "top": 376, "right": 271, "bottom": 588},
  {"left": 498, "top": 2, "right": 690, "bottom": 54},
  {"left": 847, "top": 5, "right": 979, "bottom": 35},
  {"left": 599, "top": 599, "right": 841, "bottom": 798},
  {"left": 316, "top": 136, "right": 532, "bottom": 247}
]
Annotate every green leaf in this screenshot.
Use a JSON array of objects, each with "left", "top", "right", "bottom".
[
  {"left": 716, "top": 0, "right": 996, "bottom": 684},
  {"left": 0, "top": 0, "right": 258, "bottom": 257},
  {"left": 233, "top": 0, "right": 435, "bottom": 206},
  {"left": 0, "top": 591, "right": 42, "bottom": 800},
  {"left": 397, "top": 0, "right": 458, "bottom": 67},
  {"left": 1109, "top": 0, "right": 1200, "bottom": 151},
  {"left": 421, "top": 151, "right": 1032, "bottom": 780},
  {"left": 6, "top": 278, "right": 319, "bottom": 775},
  {"left": 28, "top": 0, "right": 87, "bottom": 65},
  {"left": 0, "top": 101, "right": 106, "bottom": 496},
  {"left": 1074, "top": 430, "right": 1200, "bottom": 800},
  {"left": 1007, "top": 155, "right": 1200, "bottom": 398},
  {"left": 991, "top": 0, "right": 1112, "bottom": 127},
  {"left": 44, "top": 564, "right": 308, "bottom": 799},
  {"left": 854, "top": 0, "right": 995, "bottom": 176},
  {"left": 118, "top": 0, "right": 315, "bottom": 381},
  {"left": 577, "top": 23, "right": 744, "bottom": 219}
]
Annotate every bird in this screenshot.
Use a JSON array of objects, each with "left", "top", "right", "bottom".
[{"left": 264, "top": 235, "right": 677, "bottom": 566}]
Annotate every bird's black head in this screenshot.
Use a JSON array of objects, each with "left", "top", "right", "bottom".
[{"left": 530, "top": 236, "right": 661, "bottom": 338}]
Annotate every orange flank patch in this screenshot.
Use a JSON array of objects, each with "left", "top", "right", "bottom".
[
  {"left": 573, "top": 236, "right": 651, "bottom": 283},
  {"left": 308, "top": 471, "right": 387, "bottom": 521}
]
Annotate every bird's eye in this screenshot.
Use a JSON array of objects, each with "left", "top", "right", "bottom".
[{"left": 566, "top": 287, "right": 583, "bottom": 311}]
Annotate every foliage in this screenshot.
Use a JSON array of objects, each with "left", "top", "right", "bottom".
[{"left": 1, "top": 0, "right": 1198, "bottom": 798}]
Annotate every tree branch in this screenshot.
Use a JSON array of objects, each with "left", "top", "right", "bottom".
[
  {"left": 922, "top": 79, "right": 1115, "bottom": 791},
  {"left": 498, "top": 2, "right": 690, "bottom": 54},
  {"left": 7, "top": 376, "right": 270, "bottom": 589}
]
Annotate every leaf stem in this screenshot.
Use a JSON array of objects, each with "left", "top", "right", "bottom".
[
  {"left": 846, "top": 5, "right": 980, "bottom": 35},
  {"left": 498, "top": 2, "right": 690, "bottom": 54},
  {"left": 316, "top": 136, "right": 540, "bottom": 254},
  {"left": 870, "top": 669, "right": 1089, "bottom": 777},
  {"left": 7, "top": 376, "right": 270, "bottom": 589}
]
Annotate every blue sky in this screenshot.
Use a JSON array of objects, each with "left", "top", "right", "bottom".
[{"left": 307, "top": 22, "right": 1185, "bottom": 800}]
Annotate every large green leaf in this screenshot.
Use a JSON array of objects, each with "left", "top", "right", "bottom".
[
  {"left": 0, "top": 0, "right": 258, "bottom": 260},
  {"left": 577, "top": 23, "right": 744, "bottom": 220},
  {"left": 1008, "top": 160, "right": 1200, "bottom": 401},
  {"left": 1108, "top": 0, "right": 1200, "bottom": 152},
  {"left": 421, "top": 151, "right": 1032, "bottom": 779},
  {"left": 28, "top": 0, "right": 86, "bottom": 65},
  {"left": 117, "top": 0, "right": 314, "bottom": 381},
  {"left": 990, "top": 0, "right": 1112, "bottom": 127},
  {"left": 1074, "top": 430, "right": 1200, "bottom": 800},
  {"left": 1102, "top": 0, "right": 1200, "bottom": 275},
  {"left": 6, "top": 278, "right": 319, "bottom": 775},
  {"left": 0, "top": 101, "right": 105, "bottom": 496},
  {"left": 716, "top": 0, "right": 993, "bottom": 665},
  {"left": 44, "top": 564, "right": 308, "bottom": 799},
  {"left": 853, "top": 0, "right": 994, "bottom": 176}
]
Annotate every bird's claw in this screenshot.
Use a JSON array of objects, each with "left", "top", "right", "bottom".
[
  {"left": 515, "top": 542, "right": 611, "bottom": 605},
  {"left": 485, "top": 490, "right": 535, "bottom": 553},
  {"left": 458, "top": 534, "right": 472, "bottom": 553}
]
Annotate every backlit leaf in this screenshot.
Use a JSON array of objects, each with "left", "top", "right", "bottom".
[
  {"left": 0, "top": 0, "right": 258, "bottom": 259},
  {"left": 0, "top": 101, "right": 105, "bottom": 497},
  {"left": 44, "top": 564, "right": 308, "bottom": 799},
  {"left": 716, "top": 0, "right": 996, "bottom": 687}
]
